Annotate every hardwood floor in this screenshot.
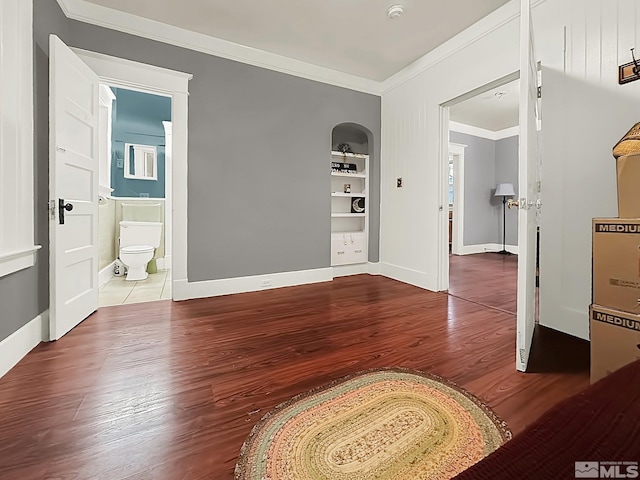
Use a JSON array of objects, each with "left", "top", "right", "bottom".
[
  {"left": 449, "top": 253, "right": 518, "bottom": 314},
  {"left": 0, "top": 275, "right": 588, "bottom": 479}
]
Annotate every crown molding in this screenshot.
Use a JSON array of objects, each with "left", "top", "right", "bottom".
[
  {"left": 380, "top": 0, "right": 549, "bottom": 94},
  {"left": 450, "top": 121, "right": 519, "bottom": 141},
  {"left": 55, "top": 0, "right": 383, "bottom": 95},
  {"left": 56, "top": 0, "right": 548, "bottom": 98}
]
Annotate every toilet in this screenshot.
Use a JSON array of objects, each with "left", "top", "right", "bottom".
[{"left": 118, "top": 221, "right": 163, "bottom": 281}]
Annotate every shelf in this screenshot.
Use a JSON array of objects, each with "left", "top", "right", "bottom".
[
  {"left": 331, "top": 151, "right": 368, "bottom": 159},
  {"left": 331, "top": 171, "right": 366, "bottom": 178},
  {"left": 331, "top": 192, "right": 366, "bottom": 197},
  {"left": 331, "top": 213, "right": 366, "bottom": 218}
]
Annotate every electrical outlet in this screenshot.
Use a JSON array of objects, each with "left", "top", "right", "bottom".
[
  {"left": 139, "top": 193, "right": 149, "bottom": 198},
  {"left": 397, "top": 177, "right": 403, "bottom": 188},
  {"left": 261, "top": 279, "right": 272, "bottom": 288}
]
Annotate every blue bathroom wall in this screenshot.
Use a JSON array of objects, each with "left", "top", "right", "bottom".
[{"left": 111, "top": 88, "right": 171, "bottom": 198}]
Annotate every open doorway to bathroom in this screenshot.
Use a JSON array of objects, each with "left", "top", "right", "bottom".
[
  {"left": 97, "top": 85, "right": 173, "bottom": 307},
  {"left": 445, "top": 76, "right": 521, "bottom": 315}
]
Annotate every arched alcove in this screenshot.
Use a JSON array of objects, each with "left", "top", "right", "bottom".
[{"left": 331, "top": 123, "right": 371, "bottom": 155}]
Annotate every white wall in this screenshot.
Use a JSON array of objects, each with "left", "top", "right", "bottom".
[
  {"left": 380, "top": 3, "right": 522, "bottom": 291},
  {"left": 538, "top": 0, "right": 640, "bottom": 339},
  {"left": 380, "top": 0, "right": 640, "bottom": 338}
]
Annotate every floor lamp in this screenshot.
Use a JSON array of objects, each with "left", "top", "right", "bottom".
[{"left": 495, "top": 183, "right": 516, "bottom": 255}]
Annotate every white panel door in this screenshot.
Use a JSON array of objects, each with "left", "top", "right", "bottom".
[
  {"left": 516, "top": 0, "right": 541, "bottom": 372},
  {"left": 49, "top": 35, "right": 99, "bottom": 340}
]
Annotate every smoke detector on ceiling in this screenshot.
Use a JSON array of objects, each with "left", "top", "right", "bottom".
[{"left": 387, "top": 5, "right": 405, "bottom": 19}]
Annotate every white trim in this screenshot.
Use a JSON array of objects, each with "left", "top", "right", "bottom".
[
  {"left": 367, "top": 262, "right": 381, "bottom": 275},
  {"left": 56, "top": 0, "right": 550, "bottom": 96},
  {"left": 99, "top": 261, "right": 115, "bottom": 288},
  {"left": 57, "top": 0, "right": 381, "bottom": 95},
  {"left": 0, "top": 247, "right": 41, "bottom": 278},
  {"left": 332, "top": 263, "right": 369, "bottom": 278},
  {"left": 173, "top": 268, "right": 333, "bottom": 300},
  {"left": 0, "top": 311, "right": 48, "bottom": 380},
  {"left": 449, "top": 143, "right": 466, "bottom": 256},
  {"left": 381, "top": 0, "right": 549, "bottom": 93},
  {"left": 378, "top": 263, "right": 437, "bottom": 292},
  {"left": 454, "top": 243, "right": 519, "bottom": 255},
  {"left": 162, "top": 121, "right": 172, "bottom": 276},
  {"left": 0, "top": 0, "right": 40, "bottom": 279},
  {"left": 72, "top": 48, "right": 192, "bottom": 93},
  {"left": 73, "top": 49, "right": 190, "bottom": 303},
  {"left": 156, "top": 256, "right": 171, "bottom": 271},
  {"left": 450, "top": 121, "right": 519, "bottom": 141}
]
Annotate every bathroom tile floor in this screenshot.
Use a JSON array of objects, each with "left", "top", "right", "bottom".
[{"left": 99, "top": 269, "right": 172, "bottom": 307}]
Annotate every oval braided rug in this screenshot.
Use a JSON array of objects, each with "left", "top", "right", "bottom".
[{"left": 235, "top": 369, "right": 511, "bottom": 480}]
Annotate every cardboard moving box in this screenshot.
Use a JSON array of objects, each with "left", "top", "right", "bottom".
[
  {"left": 592, "top": 218, "right": 640, "bottom": 314},
  {"left": 590, "top": 304, "right": 640, "bottom": 383},
  {"left": 617, "top": 154, "right": 640, "bottom": 218}
]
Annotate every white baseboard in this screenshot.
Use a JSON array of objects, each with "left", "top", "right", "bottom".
[
  {"left": 172, "top": 267, "right": 334, "bottom": 300},
  {"left": 0, "top": 310, "right": 48, "bottom": 379},
  {"left": 367, "top": 262, "right": 381, "bottom": 275},
  {"left": 156, "top": 255, "right": 171, "bottom": 271},
  {"left": 456, "top": 243, "right": 519, "bottom": 256},
  {"left": 332, "top": 263, "right": 369, "bottom": 277},
  {"left": 378, "top": 262, "right": 437, "bottom": 292},
  {"left": 99, "top": 261, "right": 115, "bottom": 288}
]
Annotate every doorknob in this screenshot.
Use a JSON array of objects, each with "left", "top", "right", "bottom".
[
  {"left": 507, "top": 199, "right": 519, "bottom": 209},
  {"left": 58, "top": 199, "right": 73, "bottom": 225}
]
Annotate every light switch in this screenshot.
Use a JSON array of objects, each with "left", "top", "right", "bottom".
[{"left": 116, "top": 158, "right": 124, "bottom": 168}]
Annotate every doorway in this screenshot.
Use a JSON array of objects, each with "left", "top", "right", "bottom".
[
  {"left": 49, "top": 36, "right": 191, "bottom": 341},
  {"left": 97, "top": 85, "right": 173, "bottom": 307},
  {"left": 443, "top": 75, "right": 521, "bottom": 314}
]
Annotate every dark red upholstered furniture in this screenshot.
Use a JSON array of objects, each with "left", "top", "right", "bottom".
[{"left": 454, "top": 360, "right": 640, "bottom": 480}]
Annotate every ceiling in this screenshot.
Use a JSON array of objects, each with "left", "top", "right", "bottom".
[
  {"left": 81, "top": 0, "right": 511, "bottom": 81},
  {"left": 450, "top": 78, "right": 520, "bottom": 132}
]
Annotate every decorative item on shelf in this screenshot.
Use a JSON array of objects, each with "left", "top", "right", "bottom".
[
  {"left": 337, "top": 143, "right": 352, "bottom": 153},
  {"left": 494, "top": 183, "right": 516, "bottom": 255},
  {"left": 331, "top": 161, "right": 357, "bottom": 173},
  {"left": 351, "top": 197, "right": 365, "bottom": 213},
  {"left": 344, "top": 184, "right": 351, "bottom": 194}
]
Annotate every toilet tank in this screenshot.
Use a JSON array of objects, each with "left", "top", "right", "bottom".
[{"left": 119, "top": 221, "right": 162, "bottom": 248}]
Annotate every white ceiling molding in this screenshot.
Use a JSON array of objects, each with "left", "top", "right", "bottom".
[
  {"left": 56, "top": 0, "right": 383, "bottom": 95},
  {"left": 56, "top": 0, "right": 547, "bottom": 97},
  {"left": 450, "top": 121, "right": 519, "bottom": 141},
  {"left": 380, "top": 0, "right": 549, "bottom": 94}
]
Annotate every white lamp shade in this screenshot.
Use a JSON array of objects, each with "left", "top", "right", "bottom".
[{"left": 495, "top": 183, "right": 516, "bottom": 197}]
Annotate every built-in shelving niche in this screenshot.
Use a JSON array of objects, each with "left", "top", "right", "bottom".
[{"left": 330, "top": 123, "right": 371, "bottom": 266}]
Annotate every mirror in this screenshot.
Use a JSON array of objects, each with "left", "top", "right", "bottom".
[{"left": 124, "top": 143, "right": 157, "bottom": 180}]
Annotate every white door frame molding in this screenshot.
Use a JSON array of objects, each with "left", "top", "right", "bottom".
[
  {"left": 449, "top": 143, "right": 466, "bottom": 257},
  {"left": 72, "top": 48, "right": 192, "bottom": 299}
]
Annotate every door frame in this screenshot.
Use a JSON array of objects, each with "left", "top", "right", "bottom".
[
  {"left": 449, "top": 143, "right": 466, "bottom": 256},
  {"left": 437, "top": 71, "right": 521, "bottom": 292},
  {"left": 65, "top": 48, "right": 191, "bottom": 308}
]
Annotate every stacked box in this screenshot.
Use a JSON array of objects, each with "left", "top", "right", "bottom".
[{"left": 591, "top": 151, "right": 640, "bottom": 382}]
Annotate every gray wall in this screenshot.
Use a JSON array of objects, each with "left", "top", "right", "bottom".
[
  {"left": 60, "top": 11, "right": 381, "bottom": 282},
  {"left": 495, "top": 135, "right": 519, "bottom": 246},
  {"left": 449, "top": 131, "right": 519, "bottom": 247},
  {"left": 0, "top": 0, "right": 68, "bottom": 343},
  {"left": 450, "top": 131, "right": 499, "bottom": 245}
]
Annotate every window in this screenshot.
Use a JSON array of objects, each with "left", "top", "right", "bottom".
[{"left": 124, "top": 144, "right": 158, "bottom": 180}]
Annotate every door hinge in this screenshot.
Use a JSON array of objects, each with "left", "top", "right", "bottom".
[
  {"left": 537, "top": 86, "right": 542, "bottom": 98},
  {"left": 49, "top": 200, "right": 56, "bottom": 220}
]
